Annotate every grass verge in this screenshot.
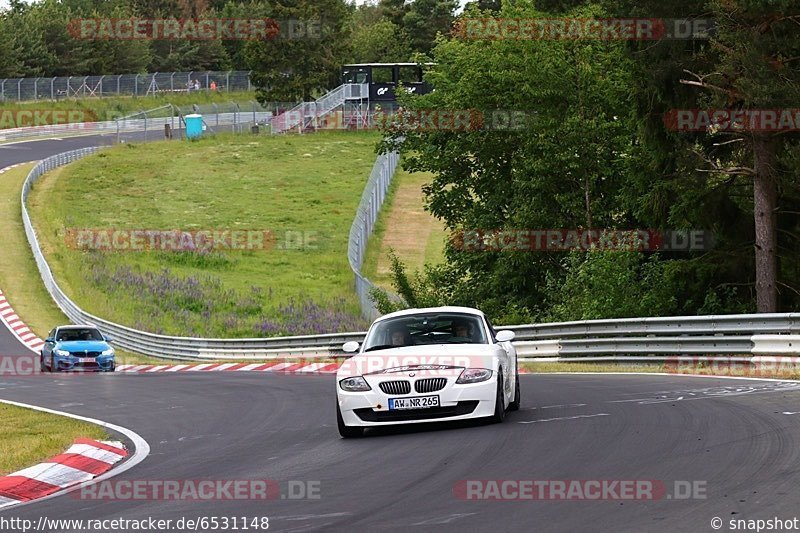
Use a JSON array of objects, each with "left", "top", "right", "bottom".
[
  {"left": 0, "top": 402, "right": 107, "bottom": 476},
  {"left": 362, "top": 167, "right": 446, "bottom": 289},
  {"left": 28, "top": 131, "right": 380, "bottom": 338},
  {"left": 0, "top": 163, "right": 70, "bottom": 336}
]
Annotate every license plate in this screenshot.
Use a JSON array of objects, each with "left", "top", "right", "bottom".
[
  {"left": 388, "top": 396, "right": 440, "bottom": 410},
  {"left": 77, "top": 357, "right": 95, "bottom": 363}
]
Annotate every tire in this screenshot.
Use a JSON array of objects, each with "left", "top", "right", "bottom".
[
  {"left": 509, "top": 370, "right": 521, "bottom": 412},
  {"left": 337, "top": 404, "right": 363, "bottom": 438},
  {"left": 491, "top": 370, "right": 506, "bottom": 423},
  {"left": 50, "top": 354, "right": 58, "bottom": 373},
  {"left": 39, "top": 353, "right": 47, "bottom": 373}
]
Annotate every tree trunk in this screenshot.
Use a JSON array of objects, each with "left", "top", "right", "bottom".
[{"left": 752, "top": 134, "right": 779, "bottom": 312}]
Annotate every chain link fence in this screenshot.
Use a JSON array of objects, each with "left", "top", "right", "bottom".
[
  {"left": 0, "top": 71, "right": 252, "bottom": 102},
  {"left": 114, "top": 101, "right": 273, "bottom": 143},
  {"left": 347, "top": 150, "right": 401, "bottom": 321}
]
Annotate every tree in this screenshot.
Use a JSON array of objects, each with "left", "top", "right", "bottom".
[
  {"left": 245, "top": 0, "right": 352, "bottom": 102},
  {"left": 383, "top": 3, "right": 640, "bottom": 320},
  {"left": 679, "top": 1, "right": 800, "bottom": 312},
  {"left": 349, "top": 19, "right": 412, "bottom": 64},
  {"left": 402, "top": 0, "right": 458, "bottom": 54},
  {"left": 613, "top": 0, "right": 800, "bottom": 312}
]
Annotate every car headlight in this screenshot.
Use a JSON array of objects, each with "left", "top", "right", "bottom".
[
  {"left": 339, "top": 376, "right": 371, "bottom": 392},
  {"left": 101, "top": 348, "right": 115, "bottom": 356},
  {"left": 456, "top": 368, "right": 493, "bottom": 384},
  {"left": 55, "top": 349, "right": 70, "bottom": 357}
]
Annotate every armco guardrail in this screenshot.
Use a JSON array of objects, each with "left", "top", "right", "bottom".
[{"left": 20, "top": 149, "right": 800, "bottom": 361}]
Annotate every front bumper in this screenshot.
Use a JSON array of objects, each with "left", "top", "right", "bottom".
[
  {"left": 337, "top": 374, "right": 498, "bottom": 427},
  {"left": 54, "top": 355, "right": 115, "bottom": 372}
]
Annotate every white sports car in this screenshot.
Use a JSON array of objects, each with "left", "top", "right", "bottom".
[{"left": 336, "top": 306, "right": 519, "bottom": 438}]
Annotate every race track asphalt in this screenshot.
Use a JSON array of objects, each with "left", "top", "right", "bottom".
[{"left": 0, "top": 372, "right": 799, "bottom": 532}]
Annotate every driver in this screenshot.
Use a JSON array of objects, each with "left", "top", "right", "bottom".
[
  {"left": 389, "top": 324, "right": 411, "bottom": 346},
  {"left": 451, "top": 318, "right": 472, "bottom": 340}
]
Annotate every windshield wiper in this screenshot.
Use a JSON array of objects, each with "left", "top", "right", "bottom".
[{"left": 363, "top": 344, "right": 397, "bottom": 352}]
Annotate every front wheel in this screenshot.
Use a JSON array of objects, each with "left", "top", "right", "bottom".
[
  {"left": 491, "top": 370, "right": 506, "bottom": 423},
  {"left": 40, "top": 353, "right": 47, "bottom": 373},
  {"left": 337, "top": 404, "right": 363, "bottom": 438}
]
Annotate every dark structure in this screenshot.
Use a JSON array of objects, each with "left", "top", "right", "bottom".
[{"left": 340, "top": 63, "right": 432, "bottom": 103}]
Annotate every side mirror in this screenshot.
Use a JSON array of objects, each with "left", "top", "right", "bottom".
[
  {"left": 342, "top": 341, "right": 360, "bottom": 353},
  {"left": 45, "top": 337, "right": 54, "bottom": 344},
  {"left": 104, "top": 335, "right": 113, "bottom": 343},
  {"left": 495, "top": 330, "right": 515, "bottom": 342}
]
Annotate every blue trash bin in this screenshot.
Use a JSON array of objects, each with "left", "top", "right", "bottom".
[{"left": 185, "top": 114, "right": 203, "bottom": 139}]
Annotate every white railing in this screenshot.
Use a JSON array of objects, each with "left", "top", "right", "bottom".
[{"left": 271, "top": 84, "right": 368, "bottom": 134}]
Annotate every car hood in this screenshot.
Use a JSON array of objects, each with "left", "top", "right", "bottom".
[
  {"left": 338, "top": 344, "right": 500, "bottom": 378},
  {"left": 56, "top": 340, "right": 111, "bottom": 352}
]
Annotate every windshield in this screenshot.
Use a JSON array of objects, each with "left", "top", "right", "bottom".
[
  {"left": 362, "top": 313, "right": 487, "bottom": 351},
  {"left": 56, "top": 328, "right": 104, "bottom": 342}
]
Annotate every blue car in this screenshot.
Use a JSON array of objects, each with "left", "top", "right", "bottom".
[{"left": 41, "top": 325, "right": 116, "bottom": 372}]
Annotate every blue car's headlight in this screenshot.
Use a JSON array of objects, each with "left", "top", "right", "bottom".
[
  {"left": 101, "top": 348, "right": 114, "bottom": 356},
  {"left": 55, "top": 349, "right": 70, "bottom": 357}
]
